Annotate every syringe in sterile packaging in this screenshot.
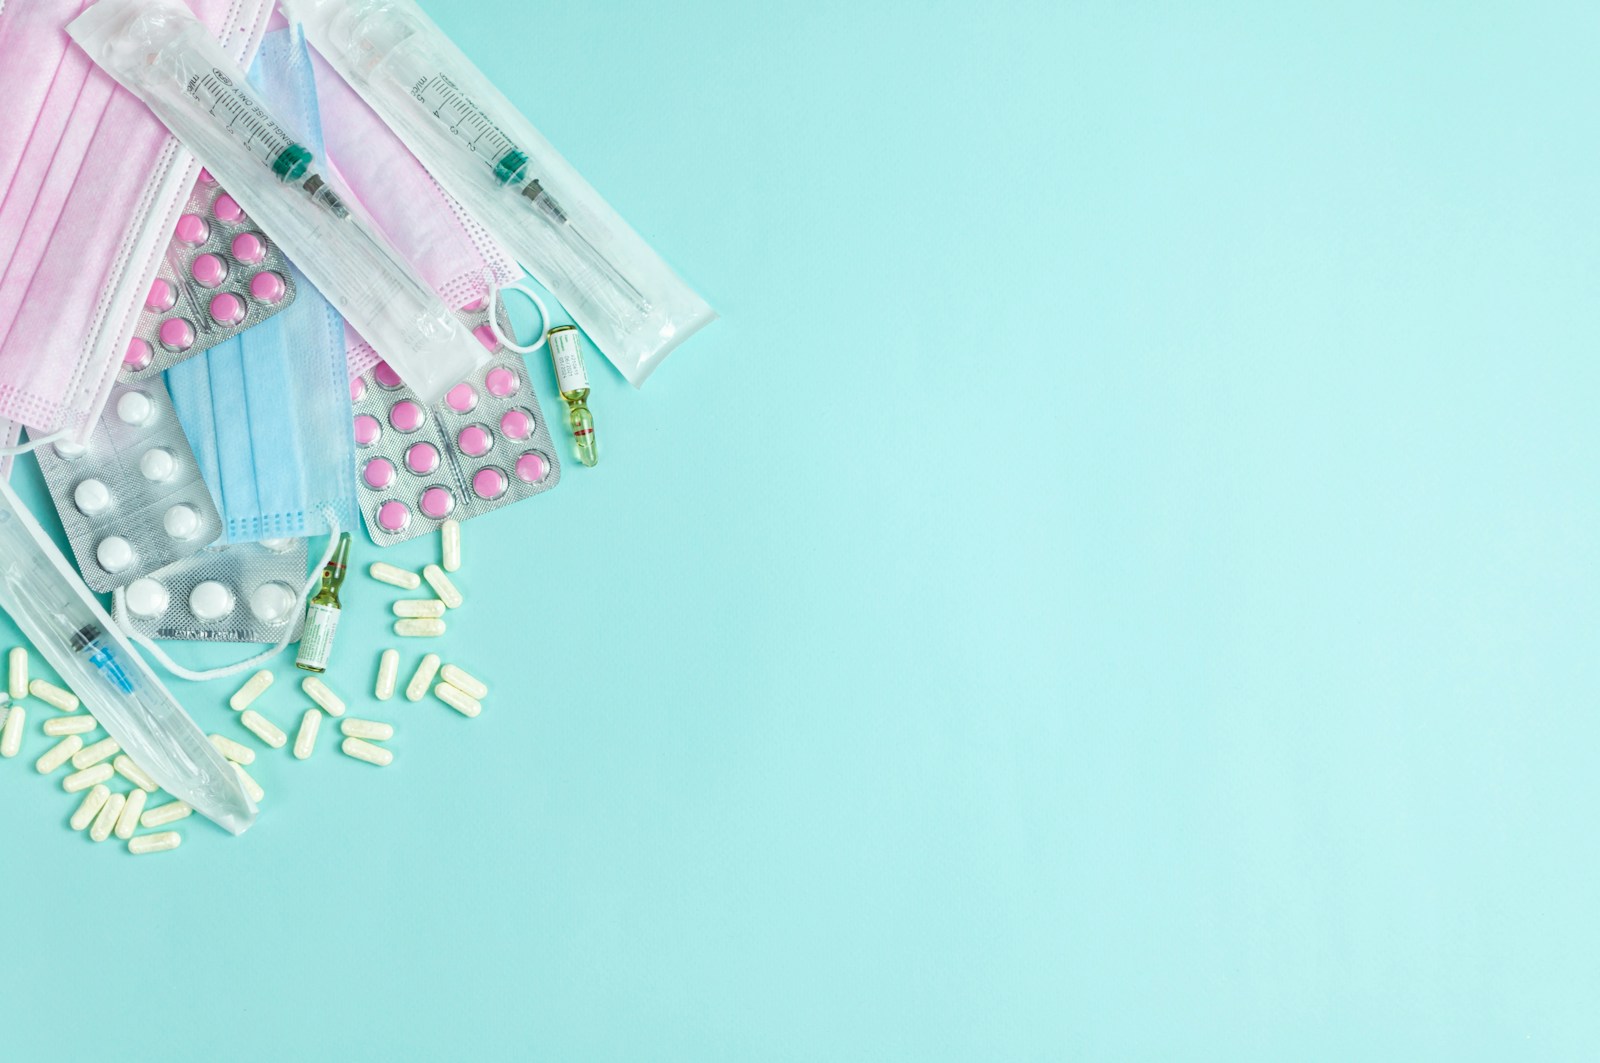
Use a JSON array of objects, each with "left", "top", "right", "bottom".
[
  {"left": 0, "top": 477, "right": 256, "bottom": 835},
  {"left": 69, "top": 0, "right": 490, "bottom": 407}
]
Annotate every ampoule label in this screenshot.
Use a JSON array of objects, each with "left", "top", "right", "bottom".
[
  {"left": 295, "top": 603, "right": 341, "bottom": 670},
  {"left": 549, "top": 327, "right": 589, "bottom": 394}
]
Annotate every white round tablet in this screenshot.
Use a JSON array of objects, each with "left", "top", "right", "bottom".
[
  {"left": 54, "top": 440, "right": 87, "bottom": 460},
  {"left": 96, "top": 536, "right": 134, "bottom": 573},
  {"left": 163, "top": 503, "right": 200, "bottom": 541},
  {"left": 126, "top": 578, "right": 170, "bottom": 619},
  {"left": 260, "top": 538, "right": 294, "bottom": 553},
  {"left": 249, "top": 581, "right": 296, "bottom": 624},
  {"left": 189, "top": 581, "right": 234, "bottom": 622},
  {"left": 140, "top": 447, "right": 176, "bottom": 482},
  {"left": 116, "top": 391, "right": 155, "bottom": 426},
  {"left": 74, "top": 479, "right": 111, "bottom": 517}
]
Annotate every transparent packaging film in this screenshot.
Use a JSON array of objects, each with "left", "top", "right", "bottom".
[
  {"left": 115, "top": 539, "right": 309, "bottom": 643},
  {"left": 69, "top": 0, "right": 491, "bottom": 406},
  {"left": 290, "top": 0, "right": 716, "bottom": 387},
  {"left": 124, "top": 172, "right": 299, "bottom": 378}
]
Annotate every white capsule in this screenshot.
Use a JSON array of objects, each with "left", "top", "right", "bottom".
[
  {"left": 90, "top": 792, "right": 125, "bottom": 842},
  {"left": 395, "top": 618, "right": 446, "bottom": 638},
  {"left": 370, "top": 562, "right": 421, "bottom": 590},
  {"left": 302, "top": 675, "right": 345, "bottom": 717},
  {"left": 35, "top": 734, "right": 83, "bottom": 774},
  {"left": 422, "top": 564, "right": 463, "bottom": 609},
  {"left": 208, "top": 733, "right": 255, "bottom": 765},
  {"left": 43, "top": 714, "right": 97, "bottom": 736},
  {"left": 71, "top": 784, "right": 111, "bottom": 831},
  {"left": 229, "top": 669, "right": 274, "bottom": 711},
  {"left": 435, "top": 681, "right": 482, "bottom": 718},
  {"left": 66, "top": 762, "right": 114, "bottom": 793},
  {"left": 72, "top": 737, "right": 119, "bottom": 769},
  {"left": 129, "top": 831, "right": 182, "bottom": 855},
  {"left": 439, "top": 664, "right": 488, "bottom": 700},
  {"left": 114, "top": 755, "right": 158, "bottom": 793},
  {"left": 375, "top": 649, "right": 399, "bottom": 701},
  {"left": 293, "top": 708, "right": 322, "bottom": 760},
  {"left": 341, "top": 718, "right": 393, "bottom": 741},
  {"left": 240, "top": 709, "right": 287, "bottom": 749},
  {"left": 393, "top": 599, "right": 446, "bottom": 619},
  {"left": 115, "top": 788, "right": 147, "bottom": 839},
  {"left": 8, "top": 647, "right": 27, "bottom": 700},
  {"left": 405, "top": 653, "right": 441, "bottom": 702},
  {"left": 442, "top": 519, "right": 461, "bottom": 573},
  {"left": 0, "top": 703, "right": 24, "bottom": 757},
  {"left": 341, "top": 736, "right": 393, "bottom": 766},
  {"left": 29, "top": 678, "right": 79, "bottom": 712},
  {"left": 141, "top": 800, "right": 192, "bottom": 828},
  {"left": 233, "top": 762, "right": 264, "bottom": 803}
]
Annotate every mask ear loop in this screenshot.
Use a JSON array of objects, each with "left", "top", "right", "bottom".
[
  {"left": 113, "top": 506, "right": 343, "bottom": 683},
  {"left": 0, "top": 429, "right": 70, "bottom": 456},
  {"left": 487, "top": 282, "right": 550, "bottom": 354}
]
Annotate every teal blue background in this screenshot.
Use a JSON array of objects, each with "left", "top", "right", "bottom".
[{"left": 8, "top": 0, "right": 1599, "bottom": 1059}]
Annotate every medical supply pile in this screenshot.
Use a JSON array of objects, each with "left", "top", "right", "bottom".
[{"left": 0, "top": 0, "right": 714, "bottom": 855}]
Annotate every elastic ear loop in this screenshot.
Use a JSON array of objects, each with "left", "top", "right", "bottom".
[
  {"left": 113, "top": 505, "right": 342, "bottom": 683},
  {"left": 487, "top": 282, "right": 550, "bottom": 354},
  {"left": 0, "top": 429, "right": 70, "bottom": 456}
]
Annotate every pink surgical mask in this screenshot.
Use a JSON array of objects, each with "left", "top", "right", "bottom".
[{"left": 0, "top": 0, "right": 274, "bottom": 439}]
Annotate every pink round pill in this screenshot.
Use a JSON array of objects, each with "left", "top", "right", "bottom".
[
  {"left": 473, "top": 324, "right": 498, "bottom": 352},
  {"left": 461, "top": 295, "right": 488, "bottom": 313},
  {"left": 515, "top": 451, "right": 549, "bottom": 484},
  {"left": 472, "top": 467, "right": 508, "bottom": 500},
  {"left": 420, "top": 486, "right": 455, "bottom": 519},
  {"left": 199, "top": 168, "right": 215, "bottom": 184},
  {"left": 146, "top": 279, "right": 175, "bottom": 312},
  {"left": 445, "top": 383, "right": 478, "bottom": 413},
  {"left": 363, "top": 458, "right": 396, "bottom": 489},
  {"left": 350, "top": 377, "right": 367, "bottom": 402},
  {"left": 210, "top": 292, "right": 245, "bottom": 325},
  {"left": 376, "top": 500, "right": 411, "bottom": 532},
  {"left": 124, "top": 337, "right": 152, "bottom": 372},
  {"left": 405, "top": 442, "right": 440, "bottom": 475},
  {"left": 175, "top": 213, "right": 209, "bottom": 245},
  {"left": 390, "top": 400, "right": 424, "bottom": 432},
  {"left": 249, "top": 271, "right": 286, "bottom": 303},
  {"left": 213, "top": 193, "right": 243, "bottom": 222},
  {"left": 484, "top": 367, "right": 518, "bottom": 397},
  {"left": 192, "top": 253, "right": 227, "bottom": 288},
  {"left": 373, "top": 362, "right": 403, "bottom": 389},
  {"left": 499, "top": 408, "right": 533, "bottom": 440},
  {"left": 158, "top": 317, "right": 194, "bottom": 351},
  {"left": 457, "top": 424, "right": 492, "bottom": 457},
  {"left": 353, "top": 414, "right": 381, "bottom": 447},
  {"left": 231, "top": 231, "right": 265, "bottom": 263}
]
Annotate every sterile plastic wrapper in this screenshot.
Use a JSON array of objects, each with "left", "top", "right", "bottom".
[
  {"left": 69, "top": 0, "right": 491, "bottom": 406},
  {"left": 289, "top": 0, "right": 716, "bottom": 387}
]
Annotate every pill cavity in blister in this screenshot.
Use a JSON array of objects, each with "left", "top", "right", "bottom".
[
  {"left": 114, "top": 539, "right": 309, "bottom": 644},
  {"left": 123, "top": 175, "right": 298, "bottom": 379},
  {"left": 32, "top": 379, "right": 224, "bottom": 593},
  {"left": 352, "top": 303, "right": 561, "bottom": 546}
]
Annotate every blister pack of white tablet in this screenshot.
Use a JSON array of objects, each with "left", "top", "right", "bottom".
[{"left": 116, "top": 539, "right": 309, "bottom": 643}]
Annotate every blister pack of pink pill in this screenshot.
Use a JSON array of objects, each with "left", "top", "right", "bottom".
[
  {"left": 122, "top": 171, "right": 298, "bottom": 379},
  {"left": 115, "top": 538, "right": 309, "bottom": 644},
  {"left": 351, "top": 303, "right": 561, "bottom": 546}
]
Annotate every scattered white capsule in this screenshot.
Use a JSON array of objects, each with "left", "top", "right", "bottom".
[
  {"left": 43, "top": 714, "right": 97, "bottom": 736},
  {"left": 140, "top": 800, "right": 192, "bottom": 828},
  {"left": 129, "top": 831, "right": 182, "bottom": 855},
  {"left": 442, "top": 519, "right": 462, "bottom": 572},
  {"left": 208, "top": 733, "right": 255, "bottom": 765},
  {"left": 229, "top": 669, "right": 274, "bottom": 711},
  {"left": 370, "top": 562, "right": 421, "bottom": 590},
  {"left": 341, "top": 718, "right": 394, "bottom": 741},
  {"left": 29, "top": 678, "right": 77, "bottom": 712},
  {"left": 89, "top": 792, "right": 125, "bottom": 842},
  {"left": 405, "top": 653, "right": 440, "bottom": 702},
  {"left": 435, "top": 682, "right": 482, "bottom": 718},
  {"left": 35, "top": 734, "right": 83, "bottom": 774},
  {"left": 72, "top": 737, "right": 119, "bottom": 770},
  {"left": 233, "top": 762, "right": 264, "bottom": 803},
  {"left": 375, "top": 649, "right": 399, "bottom": 701},
  {"left": 293, "top": 708, "right": 323, "bottom": 760},
  {"left": 439, "top": 664, "right": 488, "bottom": 700},
  {"left": 70, "top": 784, "right": 111, "bottom": 831},
  {"left": 114, "top": 755, "right": 158, "bottom": 793},
  {"left": 341, "top": 736, "right": 393, "bottom": 766},
  {"left": 0, "top": 703, "right": 24, "bottom": 757},
  {"left": 115, "top": 789, "right": 147, "bottom": 840},
  {"left": 8, "top": 647, "right": 27, "bottom": 701},
  {"left": 240, "top": 709, "right": 288, "bottom": 749},
  {"left": 395, "top": 618, "right": 446, "bottom": 638},
  {"left": 65, "top": 762, "right": 115, "bottom": 793},
  {"left": 393, "top": 599, "right": 446, "bottom": 619},
  {"left": 422, "top": 564, "right": 463, "bottom": 609},
  {"left": 302, "top": 675, "right": 345, "bottom": 717}
]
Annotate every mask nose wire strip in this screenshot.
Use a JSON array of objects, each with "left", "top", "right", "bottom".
[
  {"left": 487, "top": 281, "right": 550, "bottom": 354},
  {"left": 112, "top": 504, "right": 342, "bottom": 682}
]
